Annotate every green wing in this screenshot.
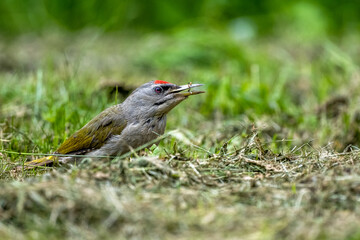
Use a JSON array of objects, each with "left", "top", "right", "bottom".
[{"left": 56, "top": 106, "right": 127, "bottom": 155}]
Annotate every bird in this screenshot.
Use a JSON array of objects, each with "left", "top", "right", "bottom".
[{"left": 22, "top": 80, "right": 204, "bottom": 168}]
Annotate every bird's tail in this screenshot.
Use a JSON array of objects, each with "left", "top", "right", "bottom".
[{"left": 18, "top": 155, "right": 58, "bottom": 170}]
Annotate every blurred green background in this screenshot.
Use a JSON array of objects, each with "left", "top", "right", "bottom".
[{"left": 0, "top": 0, "right": 359, "bottom": 38}]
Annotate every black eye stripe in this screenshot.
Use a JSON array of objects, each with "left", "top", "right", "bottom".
[{"left": 154, "top": 84, "right": 173, "bottom": 94}]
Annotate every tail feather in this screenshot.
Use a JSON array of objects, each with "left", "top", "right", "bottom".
[
  {"left": 15, "top": 156, "right": 58, "bottom": 171},
  {"left": 25, "top": 156, "right": 57, "bottom": 166}
]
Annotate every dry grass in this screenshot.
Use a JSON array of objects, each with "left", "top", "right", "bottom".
[{"left": 2, "top": 130, "right": 360, "bottom": 239}]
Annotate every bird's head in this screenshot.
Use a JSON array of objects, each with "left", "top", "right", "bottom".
[{"left": 123, "top": 80, "right": 204, "bottom": 118}]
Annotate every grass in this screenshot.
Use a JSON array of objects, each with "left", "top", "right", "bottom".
[{"left": 1, "top": 29, "right": 360, "bottom": 239}]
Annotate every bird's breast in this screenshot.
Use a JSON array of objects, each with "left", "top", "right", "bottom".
[
  {"left": 141, "top": 115, "right": 167, "bottom": 140},
  {"left": 98, "top": 115, "right": 167, "bottom": 156}
]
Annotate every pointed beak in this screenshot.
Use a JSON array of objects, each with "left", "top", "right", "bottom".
[{"left": 169, "top": 83, "right": 205, "bottom": 97}]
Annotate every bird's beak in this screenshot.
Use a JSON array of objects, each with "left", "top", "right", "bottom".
[{"left": 169, "top": 83, "right": 205, "bottom": 97}]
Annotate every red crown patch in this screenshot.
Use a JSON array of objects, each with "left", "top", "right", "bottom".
[{"left": 154, "top": 80, "right": 172, "bottom": 84}]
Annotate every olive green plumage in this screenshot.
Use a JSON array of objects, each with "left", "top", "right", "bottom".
[{"left": 56, "top": 106, "right": 127, "bottom": 155}]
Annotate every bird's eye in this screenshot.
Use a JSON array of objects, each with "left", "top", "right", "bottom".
[{"left": 154, "top": 87, "right": 163, "bottom": 94}]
